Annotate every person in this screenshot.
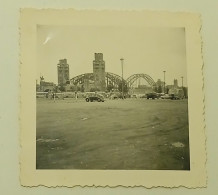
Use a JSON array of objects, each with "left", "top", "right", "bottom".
[
  {"left": 75, "top": 91, "right": 78, "bottom": 100},
  {"left": 52, "top": 93, "right": 55, "bottom": 102}
]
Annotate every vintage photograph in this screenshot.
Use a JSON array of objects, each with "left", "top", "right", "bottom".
[
  {"left": 20, "top": 9, "right": 206, "bottom": 187},
  {"left": 36, "top": 25, "right": 190, "bottom": 170}
]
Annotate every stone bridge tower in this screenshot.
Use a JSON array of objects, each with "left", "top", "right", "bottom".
[
  {"left": 57, "top": 59, "right": 69, "bottom": 86},
  {"left": 93, "top": 53, "right": 106, "bottom": 91}
]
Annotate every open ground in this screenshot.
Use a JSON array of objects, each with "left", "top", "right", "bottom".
[{"left": 36, "top": 98, "right": 190, "bottom": 170}]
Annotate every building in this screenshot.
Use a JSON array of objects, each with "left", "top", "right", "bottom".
[
  {"left": 93, "top": 53, "right": 106, "bottom": 91},
  {"left": 167, "top": 79, "right": 179, "bottom": 90},
  {"left": 39, "top": 76, "right": 56, "bottom": 92},
  {"left": 57, "top": 59, "right": 70, "bottom": 86},
  {"left": 167, "top": 79, "right": 186, "bottom": 98},
  {"left": 173, "top": 79, "right": 178, "bottom": 88}
]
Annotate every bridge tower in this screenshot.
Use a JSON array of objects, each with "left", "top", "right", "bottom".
[
  {"left": 93, "top": 53, "right": 106, "bottom": 91},
  {"left": 57, "top": 59, "right": 69, "bottom": 86}
]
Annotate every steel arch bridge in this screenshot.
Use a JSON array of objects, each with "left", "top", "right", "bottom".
[
  {"left": 126, "top": 73, "right": 156, "bottom": 88},
  {"left": 70, "top": 73, "right": 155, "bottom": 89},
  {"left": 105, "top": 72, "right": 127, "bottom": 86},
  {"left": 70, "top": 73, "right": 94, "bottom": 85},
  {"left": 70, "top": 72, "right": 127, "bottom": 86}
]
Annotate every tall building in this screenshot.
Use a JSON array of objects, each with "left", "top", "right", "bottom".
[
  {"left": 174, "top": 79, "right": 178, "bottom": 87},
  {"left": 57, "top": 59, "right": 69, "bottom": 86},
  {"left": 93, "top": 53, "right": 106, "bottom": 91}
]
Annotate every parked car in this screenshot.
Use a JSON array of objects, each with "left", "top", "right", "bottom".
[
  {"left": 169, "top": 94, "right": 180, "bottom": 100},
  {"left": 160, "top": 94, "right": 171, "bottom": 99},
  {"left": 140, "top": 95, "right": 147, "bottom": 98},
  {"left": 85, "top": 94, "right": 104, "bottom": 102},
  {"left": 131, "top": 94, "right": 138, "bottom": 98},
  {"left": 110, "top": 94, "right": 119, "bottom": 100},
  {"left": 146, "top": 92, "right": 158, "bottom": 99},
  {"left": 156, "top": 93, "right": 163, "bottom": 99}
]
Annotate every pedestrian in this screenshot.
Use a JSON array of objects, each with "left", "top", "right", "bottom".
[
  {"left": 75, "top": 91, "right": 78, "bottom": 101},
  {"left": 52, "top": 93, "right": 55, "bottom": 102}
]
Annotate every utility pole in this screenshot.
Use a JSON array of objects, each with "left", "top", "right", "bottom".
[
  {"left": 181, "top": 76, "right": 184, "bottom": 88},
  {"left": 181, "top": 76, "right": 184, "bottom": 98},
  {"left": 163, "top": 71, "right": 166, "bottom": 94},
  {"left": 120, "top": 58, "right": 124, "bottom": 99}
]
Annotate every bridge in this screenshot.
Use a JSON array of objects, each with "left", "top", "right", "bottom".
[
  {"left": 70, "top": 72, "right": 156, "bottom": 90},
  {"left": 126, "top": 74, "right": 156, "bottom": 88},
  {"left": 70, "top": 72, "right": 127, "bottom": 87}
]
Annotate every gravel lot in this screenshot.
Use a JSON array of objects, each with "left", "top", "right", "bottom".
[{"left": 36, "top": 98, "right": 190, "bottom": 170}]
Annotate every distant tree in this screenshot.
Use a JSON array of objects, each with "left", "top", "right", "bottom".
[
  {"left": 118, "top": 82, "right": 128, "bottom": 93},
  {"left": 157, "top": 85, "right": 162, "bottom": 93},
  {"left": 70, "top": 85, "right": 82, "bottom": 92},
  {"left": 53, "top": 86, "right": 59, "bottom": 93},
  {"left": 59, "top": 85, "right": 65, "bottom": 92},
  {"left": 90, "top": 87, "right": 100, "bottom": 92},
  {"left": 81, "top": 85, "right": 85, "bottom": 92},
  {"left": 77, "top": 86, "right": 81, "bottom": 91},
  {"left": 70, "top": 86, "right": 76, "bottom": 92},
  {"left": 153, "top": 85, "right": 158, "bottom": 92},
  {"left": 107, "top": 84, "right": 114, "bottom": 92},
  {"left": 166, "top": 86, "right": 169, "bottom": 94}
]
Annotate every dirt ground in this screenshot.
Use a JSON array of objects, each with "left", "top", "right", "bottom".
[{"left": 36, "top": 98, "right": 190, "bottom": 170}]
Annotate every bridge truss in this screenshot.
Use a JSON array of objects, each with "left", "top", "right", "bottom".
[
  {"left": 70, "top": 72, "right": 155, "bottom": 89},
  {"left": 126, "top": 73, "right": 156, "bottom": 88},
  {"left": 70, "top": 73, "right": 94, "bottom": 85},
  {"left": 70, "top": 72, "right": 127, "bottom": 87}
]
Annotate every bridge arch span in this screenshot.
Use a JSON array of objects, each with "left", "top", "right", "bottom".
[
  {"left": 126, "top": 74, "right": 156, "bottom": 88},
  {"left": 69, "top": 73, "right": 155, "bottom": 90},
  {"left": 70, "top": 73, "right": 94, "bottom": 85},
  {"left": 70, "top": 72, "right": 127, "bottom": 87},
  {"left": 105, "top": 72, "right": 127, "bottom": 86}
]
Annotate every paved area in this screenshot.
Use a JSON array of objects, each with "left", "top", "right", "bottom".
[{"left": 36, "top": 98, "right": 190, "bottom": 170}]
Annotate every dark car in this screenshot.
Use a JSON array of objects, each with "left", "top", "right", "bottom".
[
  {"left": 85, "top": 94, "right": 104, "bottom": 102},
  {"left": 110, "top": 94, "right": 119, "bottom": 100},
  {"left": 170, "top": 94, "right": 180, "bottom": 100},
  {"left": 146, "top": 92, "right": 158, "bottom": 99}
]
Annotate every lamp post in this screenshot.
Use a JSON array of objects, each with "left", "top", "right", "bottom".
[
  {"left": 163, "top": 71, "right": 166, "bottom": 94},
  {"left": 181, "top": 76, "right": 184, "bottom": 88},
  {"left": 181, "top": 76, "right": 184, "bottom": 98},
  {"left": 120, "top": 58, "right": 124, "bottom": 99}
]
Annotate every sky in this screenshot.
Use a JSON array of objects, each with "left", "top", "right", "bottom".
[{"left": 37, "top": 25, "right": 187, "bottom": 87}]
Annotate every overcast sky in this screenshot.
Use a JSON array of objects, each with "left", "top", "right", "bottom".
[{"left": 37, "top": 25, "right": 187, "bottom": 87}]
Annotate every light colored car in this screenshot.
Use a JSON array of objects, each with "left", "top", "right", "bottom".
[
  {"left": 131, "top": 94, "right": 138, "bottom": 98},
  {"left": 160, "top": 94, "right": 171, "bottom": 99}
]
